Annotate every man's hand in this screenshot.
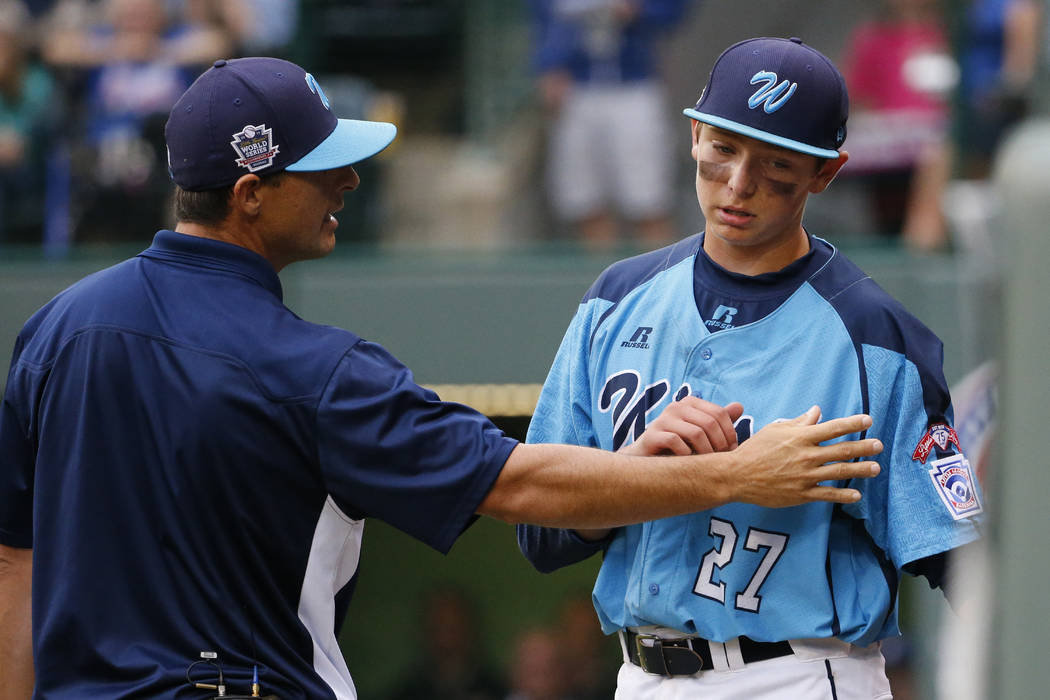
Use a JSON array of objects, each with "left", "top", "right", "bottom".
[
  {"left": 727, "top": 406, "right": 882, "bottom": 508},
  {"left": 578, "top": 398, "right": 744, "bottom": 540},
  {"left": 620, "top": 397, "right": 744, "bottom": 456}
]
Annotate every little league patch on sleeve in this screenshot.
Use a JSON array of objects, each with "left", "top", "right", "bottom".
[
  {"left": 911, "top": 422, "right": 961, "bottom": 464},
  {"left": 231, "top": 123, "right": 279, "bottom": 172},
  {"left": 928, "top": 454, "right": 983, "bottom": 520}
]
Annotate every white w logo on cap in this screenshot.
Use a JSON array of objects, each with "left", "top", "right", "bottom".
[
  {"left": 304, "top": 72, "right": 331, "bottom": 110},
  {"left": 747, "top": 71, "right": 797, "bottom": 113}
]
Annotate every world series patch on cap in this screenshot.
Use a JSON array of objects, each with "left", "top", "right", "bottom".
[
  {"left": 683, "top": 37, "right": 849, "bottom": 158},
  {"left": 165, "top": 57, "right": 397, "bottom": 191}
]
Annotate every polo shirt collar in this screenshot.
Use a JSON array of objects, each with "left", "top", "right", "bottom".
[{"left": 138, "top": 230, "right": 284, "bottom": 301}]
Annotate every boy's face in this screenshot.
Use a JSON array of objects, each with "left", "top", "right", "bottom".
[{"left": 691, "top": 123, "right": 847, "bottom": 255}]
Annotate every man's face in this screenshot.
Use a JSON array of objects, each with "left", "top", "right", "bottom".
[
  {"left": 691, "top": 123, "right": 843, "bottom": 254},
  {"left": 256, "top": 165, "right": 360, "bottom": 270}
]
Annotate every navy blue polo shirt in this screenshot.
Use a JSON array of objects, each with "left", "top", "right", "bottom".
[{"left": 0, "top": 230, "right": 517, "bottom": 699}]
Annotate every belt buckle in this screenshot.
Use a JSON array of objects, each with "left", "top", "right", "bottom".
[{"left": 633, "top": 633, "right": 667, "bottom": 675}]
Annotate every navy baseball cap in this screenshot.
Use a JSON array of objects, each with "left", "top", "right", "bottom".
[
  {"left": 166, "top": 57, "right": 397, "bottom": 191},
  {"left": 683, "top": 37, "right": 848, "bottom": 159}
]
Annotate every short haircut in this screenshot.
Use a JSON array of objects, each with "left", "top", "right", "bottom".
[
  {"left": 173, "top": 171, "right": 285, "bottom": 225},
  {"left": 173, "top": 185, "right": 234, "bottom": 225}
]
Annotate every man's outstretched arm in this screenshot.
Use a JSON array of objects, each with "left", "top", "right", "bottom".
[
  {"left": 0, "top": 543, "right": 33, "bottom": 700},
  {"left": 484, "top": 406, "right": 881, "bottom": 527}
]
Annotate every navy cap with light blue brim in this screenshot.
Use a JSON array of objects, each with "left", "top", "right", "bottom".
[
  {"left": 166, "top": 57, "right": 398, "bottom": 191},
  {"left": 683, "top": 37, "right": 849, "bottom": 160},
  {"left": 285, "top": 118, "right": 397, "bottom": 172}
]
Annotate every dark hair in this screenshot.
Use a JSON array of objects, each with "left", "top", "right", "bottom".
[
  {"left": 173, "top": 185, "right": 234, "bottom": 225},
  {"left": 173, "top": 171, "right": 286, "bottom": 225}
]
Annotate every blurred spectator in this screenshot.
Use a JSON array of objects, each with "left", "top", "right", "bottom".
[
  {"left": 955, "top": 0, "right": 1042, "bottom": 179},
  {"left": 526, "top": 0, "right": 688, "bottom": 251},
  {"left": 167, "top": 0, "right": 298, "bottom": 57},
  {"left": 209, "top": 0, "right": 299, "bottom": 56},
  {"left": 387, "top": 586, "right": 506, "bottom": 700},
  {"left": 42, "top": 0, "right": 231, "bottom": 69},
  {"left": 505, "top": 627, "right": 573, "bottom": 700},
  {"left": 0, "top": 0, "right": 59, "bottom": 244},
  {"left": 554, "top": 596, "right": 618, "bottom": 700},
  {"left": 20, "top": 0, "right": 58, "bottom": 16},
  {"left": 902, "top": 0, "right": 1043, "bottom": 253},
  {"left": 840, "top": 0, "right": 956, "bottom": 248},
  {"left": 40, "top": 0, "right": 234, "bottom": 242}
]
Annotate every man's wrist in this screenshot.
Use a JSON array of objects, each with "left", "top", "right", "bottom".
[{"left": 703, "top": 451, "right": 737, "bottom": 507}]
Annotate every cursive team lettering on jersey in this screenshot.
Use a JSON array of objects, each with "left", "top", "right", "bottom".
[{"left": 600, "top": 370, "right": 758, "bottom": 450}]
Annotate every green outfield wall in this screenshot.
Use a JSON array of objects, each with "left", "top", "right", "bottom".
[{"left": 0, "top": 242, "right": 997, "bottom": 393}]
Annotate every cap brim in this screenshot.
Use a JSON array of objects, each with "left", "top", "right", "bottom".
[
  {"left": 285, "top": 118, "right": 397, "bottom": 172},
  {"left": 683, "top": 108, "right": 840, "bottom": 159}
]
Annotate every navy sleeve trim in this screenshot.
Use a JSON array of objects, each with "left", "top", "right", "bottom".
[{"left": 516, "top": 523, "right": 611, "bottom": 573}]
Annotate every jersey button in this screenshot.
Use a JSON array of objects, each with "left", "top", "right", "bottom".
[
  {"left": 700, "top": 348, "right": 713, "bottom": 360},
  {"left": 648, "top": 583, "right": 660, "bottom": 595}
]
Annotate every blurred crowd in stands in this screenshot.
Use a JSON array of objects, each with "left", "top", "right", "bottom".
[
  {"left": 0, "top": 0, "right": 1044, "bottom": 253},
  {"left": 526, "top": 0, "right": 1043, "bottom": 254},
  {"left": 836, "top": 0, "right": 1042, "bottom": 252},
  {"left": 0, "top": 0, "right": 298, "bottom": 247}
]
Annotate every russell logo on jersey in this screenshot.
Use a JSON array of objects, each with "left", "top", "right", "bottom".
[
  {"left": 705, "top": 305, "right": 738, "bottom": 331},
  {"left": 621, "top": 327, "right": 653, "bottom": 349}
]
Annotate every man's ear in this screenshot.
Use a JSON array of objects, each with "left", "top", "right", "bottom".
[
  {"left": 691, "top": 120, "right": 703, "bottom": 161},
  {"left": 230, "top": 173, "right": 264, "bottom": 217},
  {"left": 811, "top": 151, "right": 849, "bottom": 194}
]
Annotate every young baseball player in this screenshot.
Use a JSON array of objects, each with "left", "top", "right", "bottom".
[
  {"left": 0, "top": 56, "right": 882, "bottom": 699},
  {"left": 518, "top": 36, "right": 984, "bottom": 699}
]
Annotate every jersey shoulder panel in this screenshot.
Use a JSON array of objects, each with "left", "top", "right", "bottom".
[
  {"left": 808, "top": 245, "right": 942, "bottom": 359},
  {"left": 808, "top": 245, "right": 948, "bottom": 418},
  {"left": 582, "top": 235, "right": 700, "bottom": 347},
  {"left": 583, "top": 234, "right": 701, "bottom": 305}
]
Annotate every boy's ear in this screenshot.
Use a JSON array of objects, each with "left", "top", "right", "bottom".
[
  {"left": 811, "top": 151, "right": 849, "bottom": 194},
  {"left": 691, "top": 120, "right": 703, "bottom": 159}
]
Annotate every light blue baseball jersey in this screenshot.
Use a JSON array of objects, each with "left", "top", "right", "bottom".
[{"left": 518, "top": 234, "right": 983, "bottom": 646}]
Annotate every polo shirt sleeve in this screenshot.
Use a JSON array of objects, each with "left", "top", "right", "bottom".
[
  {"left": 0, "top": 336, "right": 35, "bottom": 549},
  {"left": 315, "top": 340, "right": 518, "bottom": 554}
]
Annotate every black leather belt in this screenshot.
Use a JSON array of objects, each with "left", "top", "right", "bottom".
[{"left": 623, "top": 629, "right": 794, "bottom": 676}]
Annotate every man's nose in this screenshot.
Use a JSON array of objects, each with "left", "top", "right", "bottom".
[{"left": 342, "top": 166, "right": 360, "bottom": 192}]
